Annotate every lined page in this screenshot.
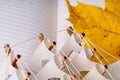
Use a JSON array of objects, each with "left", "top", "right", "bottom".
[{"left": 0, "top": 0, "right": 57, "bottom": 64}]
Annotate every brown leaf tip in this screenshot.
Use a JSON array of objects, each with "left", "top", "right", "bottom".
[
  {"left": 53, "top": 41, "right": 56, "bottom": 45},
  {"left": 104, "top": 65, "right": 108, "bottom": 69},
  {"left": 4, "top": 44, "right": 10, "bottom": 48},
  {"left": 93, "top": 48, "right": 96, "bottom": 51},
  {"left": 64, "top": 56, "right": 67, "bottom": 60},
  {"left": 68, "top": 26, "right": 73, "bottom": 30},
  {"left": 26, "top": 72, "right": 31, "bottom": 76},
  {"left": 82, "top": 32, "right": 85, "bottom": 37},
  {"left": 17, "top": 54, "right": 21, "bottom": 59}
]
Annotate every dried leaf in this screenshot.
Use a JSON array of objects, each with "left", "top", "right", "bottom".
[{"left": 66, "top": 0, "right": 120, "bottom": 64}]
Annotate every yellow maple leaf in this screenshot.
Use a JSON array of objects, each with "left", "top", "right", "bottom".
[{"left": 66, "top": 0, "right": 120, "bottom": 64}]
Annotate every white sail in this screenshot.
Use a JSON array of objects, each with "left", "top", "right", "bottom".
[
  {"left": 66, "top": 27, "right": 84, "bottom": 46},
  {"left": 44, "top": 38, "right": 51, "bottom": 48},
  {"left": 37, "top": 55, "right": 68, "bottom": 80},
  {"left": 83, "top": 64, "right": 109, "bottom": 80},
  {"left": 71, "top": 48, "right": 97, "bottom": 72},
  {"left": 29, "top": 40, "right": 54, "bottom": 74},
  {"left": 60, "top": 48, "right": 96, "bottom": 78},
  {"left": 69, "top": 48, "right": 94, "bottom": 60},
  {"left": 103, "top": 60, "right": 120, "bottom": 80},
  {"left": 84, "top": 48, "right": 94, "bottom": 58},
  {"left": 73, "top": 32, "right": 85, "bottom": 46},
  {"left": 59, "top": 34, "right": 83, "bottom": 57},
  {"left": 8, "top": 69, "right": 26, "bottom": 80},
  {"left": 0, "top": 51, "right": 15, "bottom": 80},
  {"left": 62, "top": 74, "right": 71, "bottom": 80}
]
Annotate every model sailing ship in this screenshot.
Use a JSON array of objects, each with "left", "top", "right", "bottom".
[{"left": 0, "top": 26, "right": 119, "bottom": 80}]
